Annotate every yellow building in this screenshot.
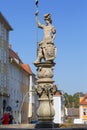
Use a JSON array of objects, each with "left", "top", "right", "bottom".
[{"left": 79, "top": 93, "right": 87, "bottom": 124}]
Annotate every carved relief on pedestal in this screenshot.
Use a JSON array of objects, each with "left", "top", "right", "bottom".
[
  {"left": 37, "top": 67, "right": 54, "bottom": 78},
  {"left": 34, "top": 83, "right": 57, "bottom": 98}
]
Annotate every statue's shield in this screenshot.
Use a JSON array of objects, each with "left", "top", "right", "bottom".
[{"left": 45, "top": 44, "right": 56, "bottom": 61}]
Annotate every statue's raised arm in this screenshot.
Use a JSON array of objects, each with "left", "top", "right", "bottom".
[{"left": 35, "top": 11, "right": 44, "bottom": 28}]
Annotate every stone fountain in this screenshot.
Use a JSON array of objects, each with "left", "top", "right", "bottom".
[
  {"left": 0, "top": 1, "right": 86, "bottom": 130},
  {"left": 34, "top": 11, "right": 57, "bottom": 128}
]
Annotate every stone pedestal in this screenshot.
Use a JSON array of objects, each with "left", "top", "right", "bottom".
[{"left": 34, "top": 62, "right": 57, "bottom": 127}]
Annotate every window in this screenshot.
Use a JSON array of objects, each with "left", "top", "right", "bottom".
[
  {"left": 3, "top": 75, "right": 6, "bottom": 87},
  {"left": 3, "top": 27, "right": 6, "bottom": 41},
  {"left": 3, "top": 51, "right": 6, "bottom": 63},
  {"left": 0, "top": 48, "right": 1, "bottom": 60},
  {"left": 83, "top": 109, "right": 87, "bottom": 115},
  {"left": 85, "top": 98, "right": 87, "bottom": 102},
  {"left": 0, "top": 73, "right": 1, "bottom": 86},
  {"left": 0, "top": 23, "right": 2, "bottom": 36},
  {"left": 0, "top": 24, "right": 7, "bottom": 42}
]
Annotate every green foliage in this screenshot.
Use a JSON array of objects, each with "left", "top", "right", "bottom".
[{"left": 64, "top": 92, "right": 85, "bottom": 108}]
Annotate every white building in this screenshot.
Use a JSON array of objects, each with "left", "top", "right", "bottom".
[
  {"left": 0, "top": 12, "right": 37, "bottom": 124},
  {"left": 8, "top": 43, "right": 37, "bottom": 124},
  {"left": 53, "top": 90, "right": 65, "bottom": 124}
]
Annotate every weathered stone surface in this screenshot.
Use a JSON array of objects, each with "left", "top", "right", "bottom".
[
  {"left": 33, "top": 12, "right": 57, "bottom": 124},
  {"left": 34, "top": 13, "right": 56, "bottom": 64}
]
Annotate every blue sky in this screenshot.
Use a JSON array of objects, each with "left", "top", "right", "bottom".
[{"left": 0, "top": 0, "right": 87, "bottom": 95}]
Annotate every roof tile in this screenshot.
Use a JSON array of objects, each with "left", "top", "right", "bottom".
[
  {"left": 79, "top": 93, "right": 87, "bottom": 105},
  {"left": 9, "top": 47, "right": 33, "bottom": 75}
]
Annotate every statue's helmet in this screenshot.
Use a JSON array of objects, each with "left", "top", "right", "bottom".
[{"left": 44, "top": 13, "right": 52, "bottom": 23}]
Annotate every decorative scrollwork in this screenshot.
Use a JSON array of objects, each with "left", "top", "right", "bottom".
[{"left": 34, "top": 84, "right": 57, "bottom": 97}]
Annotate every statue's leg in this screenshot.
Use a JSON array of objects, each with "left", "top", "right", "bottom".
[
  {"left": 34, "top": 47, "right": 43, "bottom": 63},
  {"left": 42, "top": 47, "right": 46, "bottom": 59}
]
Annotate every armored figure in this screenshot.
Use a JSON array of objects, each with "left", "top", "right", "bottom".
[{"left": 34, "top": 12, "right": 56, "bottom": 64}]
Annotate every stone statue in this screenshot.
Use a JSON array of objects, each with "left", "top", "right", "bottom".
[
  {"left": 34, "top": 12, "right": 56, "bottom": 64},
  {"left": 34, "top": 8, "right": 57, "bottom": 125}
]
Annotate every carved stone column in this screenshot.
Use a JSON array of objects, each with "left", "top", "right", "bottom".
[
  {"left": 34, "top": 13, "right": 57, "bottom": 128},
  {"left": 34, "top": 62, "right": 56, "bottom": 122}
]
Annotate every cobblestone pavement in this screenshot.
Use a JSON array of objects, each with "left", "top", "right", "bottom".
[{"left": 0, "top": 124, "right": 87, "bottom": 130}]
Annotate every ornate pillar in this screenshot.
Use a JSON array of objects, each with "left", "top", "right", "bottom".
[{"left": 34, "top": 13, "right": 57, "bottom": 127}]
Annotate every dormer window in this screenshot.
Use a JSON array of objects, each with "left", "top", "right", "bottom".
[
  {"left": 14, "top": 58, "right": 19, "bottom": 64},
  {"left": 85, "top": 98, "right": 87, "bottom": 102}
]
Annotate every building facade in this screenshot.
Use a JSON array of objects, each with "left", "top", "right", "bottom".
[
  {"left": 8, "top": 48, "right": 35, "bottom": 123},
  {"left": 79, "top": 93, "right": 87, "bottom": 124},
  {"left": 0, "top": 12, "right": 37, "bottom": 124},
  {"left": 53, "top": 90, "right": 65, "bottom": 124},
  {"left": 0, "top": 12, "right": 12, "bottom": 117}
]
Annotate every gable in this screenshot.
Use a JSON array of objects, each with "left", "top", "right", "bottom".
[{"left": 79, "top": 94, "right": 87, "bottom": 105}]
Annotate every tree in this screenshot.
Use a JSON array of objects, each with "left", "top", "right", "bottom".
[
  {"left": 64, "top": 92, "right": 85, "bottom": 108},
  {"left": 73, "top": 92, "right": 85, "bottom": 108},
  {"left": 64, "top": 92, "right": 70, "bottom": 108}
]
